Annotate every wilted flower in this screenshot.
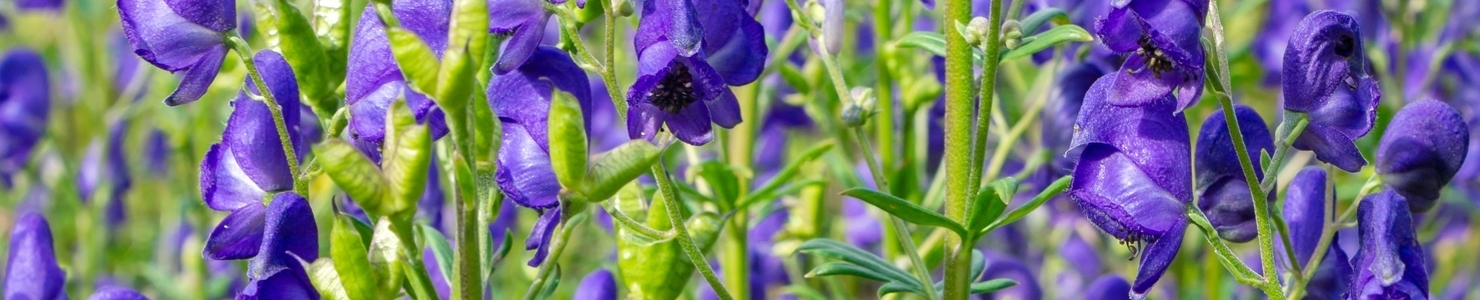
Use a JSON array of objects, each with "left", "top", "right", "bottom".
[
  {"left": 116, "top": 0, "right": 236, "bottom": 105},
  {"left": 1280, "top": 167, "right": 1352, "bottom": 300},
  {"left": 0, "top": 48, "right": 50, "bottom": 189},
  {"left": 1282, "top": 10, "right": 1380, "bottom": 172},
  {"left": 3, "top": 212, "right": 66, "bottom": 300},
  {"left": 346, "top": 1, "right": 451, "bottom": 162},
  {"left": 626, "top": 0, "right": 766, "bottom": 145},
  {"left": 488, "top": 0, "right": 582, "bottom": 74},
  {"left": 489, "top": 46, "right": 592, "bottom": 266},
  {"left": 1349, "top": 190, "right": 1428, "bottom": 299},
  {"left": 573, "top": 268, "right": 617, "bottom": 300},
  {"left": 1068, "top": 72, "right": 1191, "bottom": 296},
  {"left": 1094, "top": 0, "right": 1209, "bottom": 112},
  {"left": 1194, "top": 105, "right": 1274, "bottom": 243},
  {"left": 238, "top": 193, "right": 320, "bottom": 299},
  {"left": 1375, "top": 100, "right": 1470, "bottom": 213},
  {"left": 198, "top": 50, "right": 310, "bottom": 260}
]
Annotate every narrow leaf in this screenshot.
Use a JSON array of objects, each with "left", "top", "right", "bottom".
[
  {"left": 985, "top": 176, "right": 1070, "bottom": 233},
  {"left": 794, "top": 239, "right": 919, "bottom": 287},
  {"left": 419, "top": 224, "right": 455, "bottom": 289},
  {"left": 745, "top": 141, "right": 834, "bottom": 209},
  {"left": 316, "top": 140, "right": 390, "bottom": 212},
  {"left": 547, "top": 90, "right": 589, "bottom": 191},
  {"left": 382, "top": 99, "right": 433, "bottom": 215},
  {"left": 1017, "top": 8, "right": 1069, "bottom": 34},
  {"left": 841, "top": 188, "right": 967, "bottom": 237},
  {"left": 580, "top": 141, "right": 662, "bottom": 202},
  {"left": 967, "top": 178, "right": 1017, "bottom": 234},
  {"left": 969, "top": 279, "right": 1018, "bottom": 294},
  {"left": 877, "top": 281, "right": 928, "bottom": 297},
  {"left": 303, "top": 258, "right": 352, "bottom": 300},
  {"left": 999, "top": 25, "right": 1094, "bottom": 63},
  {"left": 807, "top": 262, "right": 891, "bottom": 282},
  {"left": 895, "top": 31, "right": 985, "bottom": 62},
  {"left": 330, "top": 215, "right": 378, "bottom": 300}
]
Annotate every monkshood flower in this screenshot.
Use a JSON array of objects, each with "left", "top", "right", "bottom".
[
  {"left": 15, "top": 0, "right": 63, "bottom": 11},
  {"left": 4, "top": 212, "right": 66, "bottom": 300},
  {"left": 1084, "top": 275, "right": 1132, "bottom": 300},
  {"left": 489, "top": 46, "right": 592, "bottom": 266},
  {"left": 573, "top": 268, "right": 617, "bottom": 300},
  {"left": 1349, "top": 190, "right": 1428, "bottom": 299},
  {"left": 198, "top": 50, "right": 309, "bottom": 260},
  {"left": 117, "top": 0, "right": 236, "bottom": 106},
  {"left": 1194, "top": 105, "right": 1274, "bottom": 243},
  {"left": 75, "top": 120, "right": 132, "bottom": 225},
  {"left": 0, "top": 48, "right": 50, "bottom": 189},
  {"left": 1281, "top": 167, "right": 1352, "bottom": 300},
  {"left": 88, "top": 287, "right": 148, "bottom": 300},
  {"left": 239, "top": 193, "right": 320, "bottom": 300},
  {"left": 1042, "top": 62, "right": 1109, "bottom": 175},
  {"left": 1375, "top": 100, "right": 1470, "bottom": 213},
  {"left": 111, "top": 30, "right": 148, "bottom": 100},
  {"left": 1282, "top": 10, "right": 1380, "bottom": 173},
  {"left": 626, "top": 0, "right": 766, "bottom": 145},
  {"left": 978, "top": 253, "right": 1042, "bottom": 300},
  {"left": 1067, "top": 72, "right": 1191, "bottom": 296},
  {"left": 145, "top": 129, "right": 169, "bottom": 175},
  {"left": 1093, "top": 0, "right": 1208, "bottom": 112},
  {"left": 1251, "top": 0, "right": 1309, "bottom": 85},
  {"left": 488, "top": 0, "right": 582, "bottom": 74},
  {"left": 346, "top": 1, "right": 451, "bottom": 162}
]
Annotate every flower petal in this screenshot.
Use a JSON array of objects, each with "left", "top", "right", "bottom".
[
  {"left": 696, "top": 0, "right": 767, "bottom": 85},
  {"left": 203, "top": 203, "right": 267, "bottom": 260},
  {"left": 1070, "top": 144, "right": 1187, "bottom": 239},
  {"left": 118, "top": 0, "right": 227, "bottom": 71},
  {"left": 200, "top": 143, "right": 267, "bottom": 212},
  {"left": 495, "top": 123, "right": 561, "bottom": 208},
  {"left": 164, "top": 0, "right": 236, "bottom": 32},
  {"left": 1376, "top": 100, "right": 1469, "bottom": 213},
  {"left": 1130, "top": 216, "right": 1185, "bottom": 296},
  {"left": 1293, "top": 125, "right": 1367, "bottom": 172},
  {"left": 573, "top": 268, "right": 618, "bottom": 300},
  {"left": 3, "top": 212, "right": 66, "bottom": 300},
  {"left": 162, "top": 45, "right": 227, "bottom": 106},
  {"left": 525, "top": 206, "right": 562, "bottom": 266},
  {"left": 249, "top": 193, "right": 319, "bottom": 280},
  {"left": 1350, "top": 190, "right": 1428, "bottom": 299},
  {"left": 664, "top": 98, "right": 714, "bottom": 145},
  {"left": 493, "top": 15, "right": 551, "bottom": 74}
]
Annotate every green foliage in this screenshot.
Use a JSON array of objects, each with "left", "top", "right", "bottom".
[
  {"left": 841, "top": 188, "right": 967, "bottom": 237},
  {"left": 548, "top": 91, "right": 590, "bottom": 191},
  {"left": 330, "top": 215, "right": 378, "bottom": 300}
]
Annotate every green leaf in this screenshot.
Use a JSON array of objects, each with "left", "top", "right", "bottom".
[
  {"left": 269, "top": 0, "right": 336, "bottom": 113},
  {"left": 579, "top": 141, "right": 662, "bottom": 202},
  {"left": 895, "top": 31, "right": 985, "bottom": 62},
  {"left": 312, "top": 0, "right": 353, "bottom": 51},
  {"left": 841, "top": 188, "right": 967, "bottom": 237},
  {"left": 547, "top": 90, "right": 589, "bottom": 191},
  {"left": 1017, "top": 8, "right": 1069, "bottom": 34},
  {"left": 743, "top": 179, "right": 827, "bottom": 210},
  {"left": 806, "top": 262, "right": 892, "bottom": 282},
  {"left": 999, "top": 25, "right": 1093, "bottom": 63},
  {"left": 303, "top": 258, "right": 352, "bottom": 300},
  {"left": 384, "top": 26, "right": 442, "bottom": 96},
  {"left": 537, "top": 264, "right": 563, "bottom": 299},
  {"left": 382, "top": 99, "right": 433, "bottom": 215},
  {"left": 744, "top": 141, "right": 834, "bottom": 209},
  {"left": 690, "top": 162, "right": 743, "bottom": 209},
  {"left": 985, "top": 176, "right": 1071, "bottom": 233},
  {"left": 367, "top": 217, "right": 407, "bottom": 296},
  {"left": 316, "top": 140, "right": 390, "bottom": 212},
  {"left": 1203, "top": 0, "right": 1233, "bottom": 96},
  {"left": 969, "top": 279, "right": 1018, "bottom": 294},
  {"left": 966, "top": 178, "right": 1016, "bottom": 235},
  {"left": 794, "top": 239, "right": 920, "bottom": 287},
  {"left": 419, "top": 224, "right": 455, "bottom": 289},
  {"left": 969, "top": 249, "right": 986, "bottom": 282},
  {"left": 433, "top": 0, "right": 490, "bottom": 109},
  {"left": 330, "top": 215, "right": 377, "bottom": 300},
  {"left": 778, "top": 64, "right": 812, "bottom": 95},
  {"left": 877, "top": 281, "right": 927, "bottom": 297}
]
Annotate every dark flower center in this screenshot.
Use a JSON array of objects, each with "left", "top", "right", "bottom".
[
  {"left": 1333, "top": 35, "right": 1356, "bottom": 58},
  {"left": 649, "top": 62, "right": 699, "bottom": 114},
  {"left": 1135, "top": 36, "right": 1174, "bottom": 78}
]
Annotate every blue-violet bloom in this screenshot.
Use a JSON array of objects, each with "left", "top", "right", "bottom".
[
  {"left": 1084, "top": 275, "right": 1132, "bottom": 300},
  {"left": 1282, "top": 10, "right": 1380, "bottom": 172},
  {"left": 1281, "top": 167, "right": 1352, "bottom": 300},
  {"left": 0, "top": 48, "right": 51, "bottom": 189},
  {"left": 1375, "top": 100, "right": 1470, "bottom": 213},
  {"left": 1094, "top": 0, "right": 1209, "bottom": 112},
  {"left": 1194, "top": 104, "right": 1274, "bottom": 243},
  {"left": 488, "top": 0, "right": 582, "bottom": 74},
  {"left": 1349, "top": 190, "right": 1427, "bottom": 299},
  {"left": 345, "top": 0, "right": 452, "bottom": 162},
  {"left": 4, "top": 212, "right": 66, "bottom": 300},
  {"left": 116, "top": 0, "right": 235, "bottom": 105},
  {"left": 573, "top": 268, "right": 617, "bottom": 300},
  {"left": 238, "top": 193, "right": 320, "bottom": 300}
]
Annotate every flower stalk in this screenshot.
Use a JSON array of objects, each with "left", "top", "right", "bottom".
[{"left": 224, "top": 33, "right": 305, "bottom": 196}]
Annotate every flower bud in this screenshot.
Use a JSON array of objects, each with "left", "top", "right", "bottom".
[{"left": 1001, "top": 19, "right": 1023, "bottom": 50}]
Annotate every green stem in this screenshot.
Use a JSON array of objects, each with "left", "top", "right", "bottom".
[
  {"left": 1290, "top": 174, "right": 1379, "bottom": 298},
  {"left": 521, "top": 211, "right": 584, "bottom": 300},
  {"left": 874, "top": 0, "right": 897, "bottom": 171},
  {"left": 1189, "top": 206, "right": 1266, "bottom": 285},
  {"left": 601, "top": 0, "right": 627, "bottom": 120},
  {"left": 981, "top": 60, "right": 1054, "bottom": 182},
  {"left": 949, "top": 0, "right": 1002, "bottom": 297},
  {"left": 653, "top": 161, "right": 734, "bottom": 300},
  {"left": 854, "top": 127, "right": 940, "bottom": 300},
  {"left": 1259, "top": 116, "right": 1309, "bottom": 192},
  {"left": 965, "top": 0, "right": 1006, "bottom": 213},
  {"left": 1213, "top": 94, "right": 1286, "bottom": 299},
  {"left": 224, "top": 34, "right": 306, "bottom": 196}
]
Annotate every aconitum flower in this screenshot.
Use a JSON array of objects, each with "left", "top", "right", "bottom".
[
  {"left": 979, "top": 254, "right": 1042, "bottom": 300},
  {"left": 573, "top": 268, "right": 617, "bottom": 300},
  {"left": 117, "top": 0, "right": 235, "bottom": 105},
  {"left": 1349, "top": 190, "right": 1427, "bottom": 299},
  {"left": 626, "top": 0, "right": 766, "bottom": 145},
  {"left": 346, "top": 1, "right": 451, "bottom": 162},
  {"left": 239, "top": 193, "right": 320, "bottom": 299},
  {"left": 15, "top": 0, "right": 63, "bottom": 11},
  {"left": 1194, "top": 105, "right": 1274, "bottom": 243},
  {"left": 1084, "top": 275, "right": 1132, "bottom": 300},
  {"left": 0, "top": 48, "right": 50, "bottom": 189},
  {"left": 1094, "top": 0, "right": 1208, "bottom": 112},
  {"left": 75, "top": 119, "right": 133, "bottom": 226},
  {"left": 1280, "top": 167, "right": 1352, "bottom": 300},
  {"left": 198, "top": 50, "right": 309, "bottom": 260},
  {"left": 488, "top": 0, "right": 581, "bottom": 74},
  {"left": 3, "top": 212, "right": 66, "bottom": 300},
  {"left": 1068, "top": 72, "right": 1190, "bottom": 296},
  {"left": 89, "top": 287, "right": 148, "bottom": 300},
  {"left": 1282, "top": 10, "right": 1380, "bottom": 172},
  {"left": 1252, "top": 0, "right": 1309, "bottom": 84},
  {"left": 1375, "top": 100, "right": 1470, "bottom": 213},
  {"left": 489, "top": 46, "right": 592, "bottom": 265},
  {"left": 1043, "top": 62, "right": 1109, "bottom": 175}
]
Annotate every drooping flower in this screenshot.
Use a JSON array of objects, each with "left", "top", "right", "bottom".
[
  {"left": 488, "top": 46, "right": 592, "bottom": 265},
  {"left": 0, "top": 48, "right": 51, "bottom": 189},
  {"left": 1349, "top": 190, "right": 1428, "bottom": 299},
  {"left": 1375, "top": 100, "right": 1470, "bottom": 213},
  {"left": 1093, "top": 0, "right": 1209, "bottom": 112},
  {"left": 1084, "top": 275, "right": 1132, "bottom": 300},
  {"left": 3, "top": 212, "right": 66, "bottom": 300},
  {"left": 198, "top": 50, "right": 309, "bottom": 260},
  {"left": 1067, "top": 72, "right": 1191, "bottom": 296},
  {"left": 488, "top": 0, "right": 582, "bottom": 74},
  {"left": 88, "top": 286, "right": 148, "bottom": 300},
  {"left": 626, "top": 0, "right": 767, "bottom": 145},
  {"left": 1194, "top": 105, "right": 1274, "bottom": 243},
  {"left": 345, "top": 0, "right": 452, "bottom": 162},
  {"left": 1280, "top": 167, "right": 1352, "bottom": 300},
  {"left": 573, "top": 268, "right": 618, "bottom": 300},
  {"left": 238, "top": 193, "right": 320, "bottom": 300},
  {"left": 116, "top": 0, "right": 236, "bottom": 105},
  {"left": 1282, "top": 10, "right": 1380, "bottom": 172}
]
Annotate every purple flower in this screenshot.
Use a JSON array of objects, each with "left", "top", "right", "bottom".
[
  {"left": 626, "top": 0, "right": 766, "bottom": 145},
  {"left": 116, "top": 0, "right": 235, "bottom": 105},
  {"left": 1349, "top": 190, "right": 1428, "bottom": 299},
  {"left": 1067, "top": 72, "right": 1190, "bottom": 296},
  {"left": 110, "top": 30, "right": 148, "bottom": 100},
  {"left": 488, "top": 46, "right": 591, "bottom": 266},
  {"left": 0, "top": 48, "right": 50, "bottom": 189},
  {"left": 977, "top": 254, "right": 1041, "bottom": 300},
  {"left": 3, "top": 212, "right": 66, "bottom": 300},
  {"left": 573, "top": 268, "right": 617, "bottom": 300},
  {"left": 1194, "top": 105, "right": 1274, "bottom": 243},
  {"left": 238, "top": 193, "right": 320, "bottom": 300},
  {"left": 144, "top": 129, "right": 170, "bottom": 175},
  {"left": 345, "top": 1, "right": 452, "bottom": 162},
  {"left": 1093, "top": 0, "right": 1208, "bottom": 112},
  {"left": 1251, "top": 0, "right": 1308, "bottom": 85},
  {"left": 88, "top": 287, "right": 147, "bottom": 300},
  {"left": 1375, "top": 100, "right": 1470, "bottom": 213},
  {"left": 1280, "top": 167, "right": 1352, "bottom": 300},
  {"left": 198, "top": 50, "right": 309, "bottom": 260},
  {"left": 1084, "top": 275, "right": 1131, "bottom": 300},
  {"left": 488, "top": 0, "right": 582, "bottom": 74},
  {"left": 1282, "top": 10, "right": 1380, "bottom": 173},
  {"left": 1043, "top": 62, "right": 1109, "bottom": 174},
  {"left": 15, "top": 0, "right": 63, "bottom": 11}
]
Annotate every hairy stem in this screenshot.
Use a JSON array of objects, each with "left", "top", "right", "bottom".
[
  {"left": 1214, "top": 94, "right": 1287, "bottom": 299},
  {"left": 653, "top": 162, "right": 734, "bottom": 300},
  {"left": 225, "top": 34, "right": 305, "bottom": 196},
  {"left": 855, "top": 127, "right": 940, "bottom": 300}
]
